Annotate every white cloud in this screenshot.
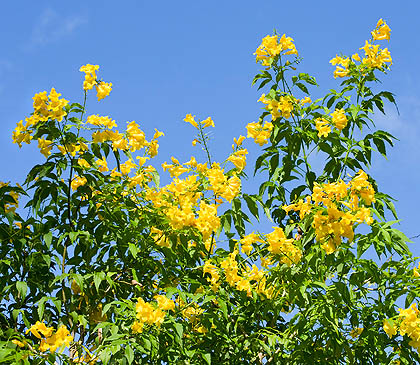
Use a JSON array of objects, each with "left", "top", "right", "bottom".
[{"left": 24, "top": 8, "right": 87, "bottom": 50}]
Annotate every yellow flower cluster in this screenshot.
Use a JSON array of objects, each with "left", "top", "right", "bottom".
[
  {"left": 384, "top": 303, "right": 420, "bottom": 352},
  {"left": 181, "top": 301, "right": 204, "bottom": 325},
  {"left": 266, "top": 227, "right": 302, "bottom": 265},
  {"left": 96, "top": 81, "right": 113, "bottom": 101},
  {"left": 330, "top": 19, "right": 392, "bottom": 78},
  {"left": 183, "top": 114, "right": 214, "bottom": 129},
  {"left": 240, "top": 232, "right": 262, "bottom": 255},
  {"left": 127, "top": 121, "right": 147, "bottom": 152},
  {"left": 359, "top": 40, "right": 392, "bottom": 69},
  {"left": 80, "top": 64, "right": 112, "bottom": 101},
  {"left": 227, "top": 148, "right": 248, "bottom": 172},
  {"left": 371, "top": 18, "right": 391, "bottom": 41},
  {"left": 206, "top": 162, "right": 241, "bottom": 203},
  {"left": 87, "top": 115, "right": 117, "bottom": 129},
  {"left": 314, "top": 109, "right": 348, "bottom": 137},
  {"left": 162, "top": 156, "right": 191, "bottom": 178},
  {"left": 145, "top": 172, "right": 221, "bottom": 243},
  {"left": 26, "top": 321, "right": 73, "bottom": 353},
  {"left": 246, "top": 121, "right": 273, "bottom": 146},
  {"left": 232, "top": 135, "right": 246, "bottom": 149},
  {"left": 132, "top": 295, "right": 175, "bottom": 333},
  {"left": 283, "top": 170, "right": 375, "bottom": 254},
  {"left": 221, "top": 250, "right": 251, "bottom": 297},
  {"left": 80, "top": 64, "right": 99, "bottom": 90},
  {"left": 315, "top": 118, "right": 331, "bottom": 138},
  {"left": 71, "top": 175, "right": 88, "bottom": 191},
  {"left": 91, "top": 121, "right": 163, "bottom": 160},
  {"left": 13, "top": 88, "right": 68, "bottom": 147},
  {"left": 331, "top": 109, "right": 348, "bottom": 130},
  {"left": 258, "top": 93, "right": 294, "bottom": 120},
  {"left": 254, "top": 34, "right": 298, "bottom": 67},
  {"left": 37, "top": 139, "right": 54, "bottom": 158},
  {"left": 329, "top": 56, "right": 350, "bottom": 78},
  {"left": 57, "top": 142, "right": 88, "bottom": 157},
  {"left": 216, "top": 249, "right": 274, "bottom": 298}
]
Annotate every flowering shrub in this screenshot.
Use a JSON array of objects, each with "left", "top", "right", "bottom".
[{"left": 0, "top": 19, "right": 419, "bottom": 364}]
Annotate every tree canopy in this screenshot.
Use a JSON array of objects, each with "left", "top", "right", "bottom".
[{"left": 1, "top": 19, "right": 419, "bottom": 364}]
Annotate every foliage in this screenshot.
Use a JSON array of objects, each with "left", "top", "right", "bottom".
[{"left": 1, "top": 19, "right": 419, "bottom": 364}]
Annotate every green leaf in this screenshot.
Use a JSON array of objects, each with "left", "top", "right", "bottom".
[
  {"left": 202, "top": 353, "right": 212, "bottom": 364},
  {"left": 257, "top": 78, "right": 272, "bottom": 90},
  {"left": 128, "top": 243, "right": 139, "bottom": 258},
  {"left": 125, "top": 345, "right": 134, "bottom": 364},
  {"left": 94, "top": 272, "right": 105, "bottom": 292},
  {"left": 91, "top": 143, "right": 102, "bottom": 159},
  {"left": 43, "top": 232, "right": 53, "bottom": 249},
  {"left": 16, "top": 281, "right": 27, "bottom": 300},
  {"left": 295, "top": 82, "right": 309, "bottom": 95},
  {"left": 174, "top": 322, "right": 183, "bottom": 346},
  {"left": 69, "top": 231, "right": 78, "bottom": 243},
  {"left": 373, "top": 137, "right": 387, "bottom": 157},
  {"left": 305, "top": 171, "right": 316, "bottom": 190},
  {"left": 243, "top": 194, "right": 259, "bottom": 221}
]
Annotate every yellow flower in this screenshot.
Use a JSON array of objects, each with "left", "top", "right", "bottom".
[
  {"left": 201, "top": 117, "right": 214, "bottom": 128},
  {"left": 300, "top": 97, "right": 311, "bottom": 105},
  {"left": 79, "top": 64, "right": 99, "bottom": 90},
  {"left": 414, "top": 263, "right": 420, "bottom": 277},
  {"left": 331, "top": 109, "right": 348, "bottom": 130},
  {"left": 43, "top": 326, "right": 73, "bottom": 353},
  {"left": 71, "top": 175, "right": 88, "bottom": 191},
  {"left": 120, "top": 159, "right": 137, "bottom": 175},
  {"left": 330, "top": 56, "right": 350, "bottom": 78},
  {"left": 194, "top": 201, "right": 220, "bottom": 241},
  {"left": 315, "top": 118, "right": 331, "bottom": 138},
  {"left": 136, "top": 156, "right": 149, "bottom": 166},
  {"left": 240, "top": 232, "right": 262, "bottom": 255},
  {"left": 227, "top": 149, "right": 248, "bottom": 172},
  {"left": 37, "top": 138, "right": 53, "bottom": 158},
  {"left": 184, "top": 114, "right": 198, "bottom": 128},
  {"left": 87, "top": 115, "right": 117, "bottom": 129},
  {"left": 154, "top": 295, "right": 175, "bottom": 311},
  {"left": 246, "top": 122, "right": 273, "bottom": 146},
  {"left": 96, "top": 157, "right": 109, "bottom": 172},
  {"left": 371, "top": 19, "right": 391, "bottom": 41},
  {"left": 383, "top": 319, "right": 397, "bottom": 338},
  {"left": 12, "top": 339, "right": 26, "bottom": 348},
  {"left": 96, "top": 82, "right": 112, "bottom": 101},
  {"left": 127, "top": 121, "right": 147, "bottom": 152},
  {"left": 153, "top": 129, "right": 164, "bottom": 139},
  {"left": 266, "top": 226, "right": 301, "bottom": 265},
  {"left": 26, "top": 321, "right": 54, "bottom": 339},
  {"left": 77, "top": 158, "right": 90, "bottom": 169},
  {"left": 233, "top": 135, "right": 246, "bottom": 147},
  {"left": 147, "top": 140, "right": 159, "bottom": 158},
  {"left": 254, "top": 33, "right": 298, "bottom": 66},
  {"left": 132, "top": 320, "right": 144, "bottom": 333}
]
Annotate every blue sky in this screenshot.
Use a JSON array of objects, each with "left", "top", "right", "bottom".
[{"left": 1, "top": 1, "right": 419, "bottom": 255}]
